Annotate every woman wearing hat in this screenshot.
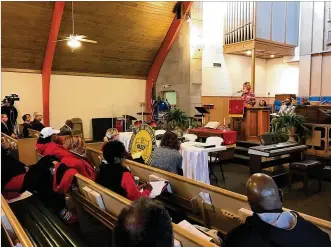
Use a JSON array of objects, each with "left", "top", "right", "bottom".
[
  {"left": 36, "top": 127, "right": 70, "bottom": 159},
  {"left": 31, "top": 112, "right": 45, "bottom": 132}
]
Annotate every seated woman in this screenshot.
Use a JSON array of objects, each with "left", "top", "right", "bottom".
[
  {"left": 96, "top": 141, "right": 152, "bottom": 201},
  {"left": 36, "top": 127, "right": 70, "bottom": 159},
  {"left": 151, "top": 132, "right": 183, "bottom": 175},
  {"left": 104, "top": 128, "right": 120, "bottom": 142},
  {"left": 53, "top": 136, "right": 96, "bottom": 193},
  {"left": 1, "top": 143, "right": 75, "bottom": 223}
]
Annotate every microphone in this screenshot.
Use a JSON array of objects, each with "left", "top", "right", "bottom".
[{"left": 237, "top": 90, "right": 243, "bottom": 93}]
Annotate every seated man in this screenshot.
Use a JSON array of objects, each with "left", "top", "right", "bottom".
[
  {"left": 224, "top": 173, "right": 331, "bottom": 247},
  {"left": 31, "top": 112, "right": 45, "bottom": 132},
  {"left": 1, "top": 114, "right": 16, "bottom": 137},
  {"left": 279, "top": 98, "right": 296, "bottom": 115},
  {"left": 113, "top": 197, "right": 173, "bottom": 247},
  {"left": 59, "top": 120, "right": 74, "bottom": 136},
  {"left": 22, "top": 114, "right": 32, "bottom": 138}
]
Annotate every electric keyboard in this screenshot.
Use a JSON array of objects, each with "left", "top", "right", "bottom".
[{"left": 248, "top": 142, "right": 307, "bottom": 157}]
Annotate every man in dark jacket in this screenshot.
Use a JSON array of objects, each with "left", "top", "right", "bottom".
[
  {"left": 224, "top": 173, "right": 331, "bottom": 247},
  {"left": 31, "top": 112, "right": 45, "bottom": 131},
  {"left": 59, "top": 119, "right": 74, "bottom": 136},
  {"left": 22, "top": 114, "right": 32, "bottom": 138},
  {"left": 1, "top": 114, "right": 16, "bottom": 137}
]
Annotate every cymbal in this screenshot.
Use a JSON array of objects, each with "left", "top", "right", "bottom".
[{"left": 136, "top": 112, "right": 151, "bottom": 115}]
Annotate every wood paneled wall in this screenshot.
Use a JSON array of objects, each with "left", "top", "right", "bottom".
[
  {"left": 298, "top": 2, "right": 331, "bottom": 97},
  {"left": 201, "top": 96, "right": 275, "bottom": 125}
]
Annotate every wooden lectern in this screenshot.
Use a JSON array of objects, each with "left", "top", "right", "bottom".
[{"left": 229, "top": 99, "right": 271, "bottom": 141}]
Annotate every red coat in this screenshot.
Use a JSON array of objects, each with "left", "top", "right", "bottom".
[
  {"left": 53, "top": 152, "right": 96, "bottom": 193},
  {"left": 36, "top": 142, "right": 70, "bottom": 160}
]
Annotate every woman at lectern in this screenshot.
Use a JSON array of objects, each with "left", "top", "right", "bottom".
[{"left": 241, "top": 82, "right": 256, "bottom": 106}]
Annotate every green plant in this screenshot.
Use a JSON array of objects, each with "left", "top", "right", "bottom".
[
  {"left": 270, "top": 112, "right": 312, "bottom": 140},
  {"left": 163, "top": 109, "right": 189, "bottom": 131},
  {"left": 265, "top": 131, "right": 289, "bottom": 143}
]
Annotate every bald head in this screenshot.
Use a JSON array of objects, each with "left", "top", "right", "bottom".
[{"left": 246, "top": 173, "right": 282, "bottom": 213}]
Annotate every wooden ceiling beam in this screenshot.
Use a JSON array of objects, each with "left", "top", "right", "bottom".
[
  {"left": 145, "top": 1, "right": 193, "bottom": 116},
  {"left": 42, "top": 1, "right": 64, "bottom": 127}
]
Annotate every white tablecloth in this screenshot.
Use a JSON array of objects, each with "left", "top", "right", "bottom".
[
  {"left": 180, "top": 142, "right": 226, "bottom": 185},
  {"left": 119, "top": 133, "right": 226, "bottom": 185}
]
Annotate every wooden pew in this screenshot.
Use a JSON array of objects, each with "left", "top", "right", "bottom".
[
  {"left": 85, "top": 146, "right": 331, "bottom": 237},
  {"left": 73, "top": 174, "right": 218, "bottom": 247},
  {"left": 1, "top": 196, "right": 34, "bottom": 247},
  {"left": 2, "top": 133, "right": 37, "bottom": 165},
  {"left": 27, "top": 128, "right": 40, "bottom": 138}
]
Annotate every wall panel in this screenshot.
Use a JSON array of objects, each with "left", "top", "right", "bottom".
[
  {"left": 310, "top": 55, "right": 322, "bottom": 96},
  {"left": 299, "top": 2, "right": 314, "bottom": 55},
  {"left": 321, "top": 53, "right": 331, "bottom": 96},
  {"left": 298, "top": 55, "right": 312, "bottom": 96},
  {"left": 312, "top": 2, "right": 325, "bottom": 53}
]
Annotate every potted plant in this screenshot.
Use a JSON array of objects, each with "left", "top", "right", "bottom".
[
  {"left": 270, "top": 112, "right": 312, "bottom": 143},
  {"left": 162, "top": 109, "right": 189, "bottom": 136}
]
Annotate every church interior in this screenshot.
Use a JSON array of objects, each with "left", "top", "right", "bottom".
[{"left": 1, "top": 1, "right": 331, "bottom": 247}]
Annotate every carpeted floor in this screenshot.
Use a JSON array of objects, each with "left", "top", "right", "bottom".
[{"left": 210, "top": 162, "right": 331, "bottom": 221}]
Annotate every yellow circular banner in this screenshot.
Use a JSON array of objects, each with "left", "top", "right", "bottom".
[{"left": 129, "top": 124, "right": 156, "bottom": 165}]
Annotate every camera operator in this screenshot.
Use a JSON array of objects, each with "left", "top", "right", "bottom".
[{"left": 1, "top": 94, "right": 19, "bottom": 134}]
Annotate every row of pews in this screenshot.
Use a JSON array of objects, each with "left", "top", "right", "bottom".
[
  {"left": 1, "top": 196, "right": 34, "bottom": 247},
  {"left": 2, "top": 131, "right": 331, "bottom": 246}
]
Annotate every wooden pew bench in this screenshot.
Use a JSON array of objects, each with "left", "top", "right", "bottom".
[
  {"left": 2, "top": 133, "right": 37, "bottom": 166},
  {"left": 85, "top": 146, "right": 331, "bottom": 238},
  {"left": 1, "top": 196, "right": 34, "bottom": 247},
  {"left": 8, "top": 195, "right": 87, "bottom": 247},
  {"left": 27, "top": 128, "right": 40, "bottom": 138},
  {"left": 73, "top": 174, "right": 219, "bottom": 247}
]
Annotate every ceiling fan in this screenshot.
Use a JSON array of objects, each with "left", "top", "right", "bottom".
[{"left": 55, "top": 1, "right": 97, "bottom": 50}]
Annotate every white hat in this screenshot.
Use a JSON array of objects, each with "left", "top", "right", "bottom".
[{"left": 40, "top": 127, "right": 60, "bottom": 138}]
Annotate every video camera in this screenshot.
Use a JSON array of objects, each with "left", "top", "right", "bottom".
[{"left": 2, "top": 94, "right": 20, "bottom": 105}]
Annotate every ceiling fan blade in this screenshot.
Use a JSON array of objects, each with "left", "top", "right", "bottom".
[
  {"left": 76, "top": 35, "right": 87, "bottom": 40},
  {"left": 80, "top": 38, "right": 97, "bottom": 44},
  {"left": 53, "top": 38, "right": 70, "bottom": 42}
]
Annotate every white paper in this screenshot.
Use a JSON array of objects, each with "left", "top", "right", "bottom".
[
  {"left": 149, "top": 181, "right": 168, "bottom": 198},
  {"left": 174, "top": 239, "right": 182, "bottom": 247},
  {"left": 177, "top": 220, "right": 213, "bottom": 242},
  {"left": 204, "top": 121, "right": 220, "bottom": 129},
  {"left": 149, "top": 175, "right": 172, "bottom": 193},
  {"left": 89, "top": 190, "right": 106, "bottom": 211},
  {"left": 199, "top": 192, "right": 212, "bottom": 205},
  {"left": 7, "top": 191, "right": 32, "bottom": 204}
]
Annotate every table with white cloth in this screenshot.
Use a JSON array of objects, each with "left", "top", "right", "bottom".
[
  {"left": 119, "top": 132, "right": 226, "bottom": 184},
  {"left": 180, "top": 142, "right": 226, "bottom": 185}
]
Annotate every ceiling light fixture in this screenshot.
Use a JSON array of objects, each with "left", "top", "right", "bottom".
[
  {"left": 270, "top": 54, "right": 275, "bottom": 58},
  {"left": 246, "top": 50, "right": 252, "bottom": 55},
  {"left": 67, "top": 38, "right": 81, "bottom": 48}
]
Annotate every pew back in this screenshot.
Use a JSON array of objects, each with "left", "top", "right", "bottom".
[
  {"left": 2, "top": 133, "right": 37, "bottom": 165},
  {"left": 86, "top": 142, "right": 104, "bottom": 151},
  {"left": 74, "top": 174, "right": 218, "bottom": 247},
  {"left": 27, "top": 128, "right": 40, "bottom": 138},
  {"left": 1, "top": 196, "right": 34, "bottom": 247},
  {"left": 85, "top": 147, "right": 331, "bottom": 237}
]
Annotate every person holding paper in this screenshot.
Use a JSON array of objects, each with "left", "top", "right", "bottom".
[
  {"left": 96, "top": 141, "right": 152, "bottom": 201},
  {"left": 113, "top": 197, "right": 173, "bottom": 247},
  {"left": 151, "top": 132, "right": 183, "bottom": 175}
]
